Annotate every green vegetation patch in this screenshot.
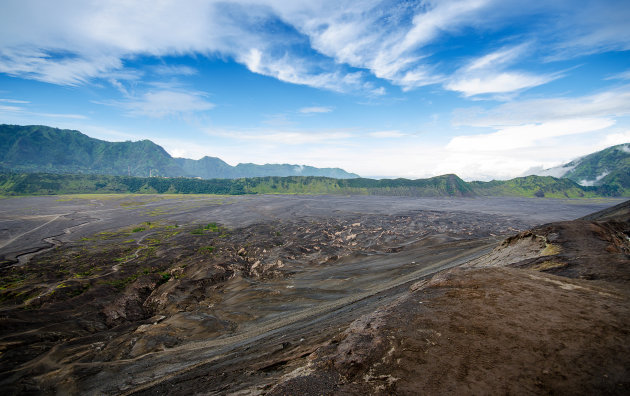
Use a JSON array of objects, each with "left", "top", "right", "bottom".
[
  {"left": 158, "top": 272, "right": 171, "bottom": 285},
  {"left": 199, "top": 246, "right": 215, "bottom": 254},
  {"left": 205, "top": 222, "right": 219, "bottom": 232},
  {"left": 105, "top": 274, "right": 140, "bottom": 290},
  {"left": 0, "top": 272, "right": 28, "bottom": 291}
]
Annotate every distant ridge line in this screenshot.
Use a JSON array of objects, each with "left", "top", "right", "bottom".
[{"left": 0, "top": 124, "right": 359, "bottom": 180}]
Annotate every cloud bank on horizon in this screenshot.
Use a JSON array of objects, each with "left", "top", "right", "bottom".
[{"left": 0, "top": 0, "right": 629, "bottom": 180}]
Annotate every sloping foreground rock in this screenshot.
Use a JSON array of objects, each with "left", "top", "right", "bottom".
[{"left": 270, "top": 200, "right": 630, "bottom": 395}]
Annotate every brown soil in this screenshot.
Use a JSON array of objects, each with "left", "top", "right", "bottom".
[{"left": 270, "top": 200, "right": 630, "bottom": 395}]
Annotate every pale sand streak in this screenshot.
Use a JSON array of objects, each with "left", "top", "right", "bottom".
[{"left": 0, "top": 214, "right": 64, "bottom": 250}]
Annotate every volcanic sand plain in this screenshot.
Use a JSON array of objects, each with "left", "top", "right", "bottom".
[{"left": 0, "top": 194, "right": 625, "bottom": 394}]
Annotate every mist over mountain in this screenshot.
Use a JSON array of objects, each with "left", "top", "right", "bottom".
[
  {"left": 524, "top": 143, "right": 630, "bottom": 195},
  {"left": 0, "top": 125, "right": 359, "bottom": 179},
  {"left": 562, "top": 144, "right": 630, "bottom": 188}
]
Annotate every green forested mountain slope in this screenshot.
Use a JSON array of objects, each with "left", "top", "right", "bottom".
[
  {"left": 0, "top": 173, "right": 475, "bottom": 196},
  {"left": 529, "top": 143, "right": 630, "bottom": 193},
  {"left": 561, "top": 144, "right": 630, "bottom": 194},
  {"left": 0, "top": 172, "right": 621, "bottom": 197},
  {"left": 174, "top": 156, "right": 235, "bottom": 179},
  {"left": 0, "top": 125, "right": 359, "bottom": 179},
  {"left": 470, "top": 175, "right": 599, "bottom": 198},
  {"left": 0, "top": 124, "right": 181, "bottom": 177},
  {"left": 562, "top": 144, "right": 629, "bottom": 182}
]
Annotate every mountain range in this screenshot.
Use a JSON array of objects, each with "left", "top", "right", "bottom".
[
  {"left": 0, "top": 124, "right": 628, "bottom": 198},
  {"left": 0, "top": 125, "right": 359, "bottom": 179},
  {"left": 0, "top": 171, "right": 626, "bottom": 198}
]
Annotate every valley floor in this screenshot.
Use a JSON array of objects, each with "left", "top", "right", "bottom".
[{"left": 0, "top": 195, "right": 627, "bottom": 394}]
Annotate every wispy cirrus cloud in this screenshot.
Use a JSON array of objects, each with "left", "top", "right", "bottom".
[
  {"left": 0, "top": 48, "right": 123, "bottom": 86},
  {"left": 447, "top": 118, "right": 614, "bottom": 152},
  {"left": 544, "top": 0, "right": 630, "bottom": 60},
  {"left": 368, "top": 130, "right": 406, "bottom": 138},
  {"left": 0, "top": 98, "right": 30, "bottom": 104},
  {"left": 444, "top": 44, "right": 559, "bottom": 97},
  {"left": 240, "top": 48, "right": 370, "bottom": 93},
  {"left": 277, "top": 0, "right": 487, "bottom": 90},
  {"left": 98, "top": 89, "right": 214, "bottom": 118},
  {"left": 2, "top": 1, "right": 627, "bottom": 95},
  {"left": 35, "top": 112, "right": 87, "bottom": 120},
  {"left": 445, "top": 72, "right": 555, "bottom": 97},
  {"left": 606, "top": 69, "right": 630, "bottom": 81},
  {"left": 0, "top": 104, "right": 24, "bottom": 112},
  {"left": 299, "top": 106, "right": 333, "bottom": 114},
  {"left": 205, "top": 127, "right": 354, "bottom": 145},
  {"left": 453, "top": 84, "right": 630, "bottom": 127},
  {"left": 0, "top": 98, "right": 87, "bottom": 119},
  {"left": 151, "top": 65, "right": 197, "bottom": 76}
]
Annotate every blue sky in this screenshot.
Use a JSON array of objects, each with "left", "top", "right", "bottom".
[{"left": 1, "top": 0, "right": 629, "bottom": 180}]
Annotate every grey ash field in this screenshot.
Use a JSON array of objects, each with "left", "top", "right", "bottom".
[{"left": 0, "top": 194, "right": 628, "bottom": 395}]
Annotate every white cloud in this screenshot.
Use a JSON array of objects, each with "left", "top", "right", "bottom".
[
  {"left": 101, "top": 89, "right": 214, "bottom": 118},
  {"left": 150, "top": 127, "right": 628, "bottom": 181},
  {"left": 0, "top": 48, "right": 123, "bottom": 85},
  {"left": 442, "top": 85, "right": 630, "bottom": 179},
  {"left": 0, "top": 1, "right": 373, "bottom": 92},
  {"left": 152, "top": 65, "right": 197, "bottom": 76},
  {"left": 0, "top": 104, "right": 24, "bottom": 112},
  {"left": 37, "top": 113, "right": 87, "bottom": 119},
  {"left": 299, "top": 106, "right": 333, "bottom": 114},
  {"left": 606, "top": 69, "right": 630, "bottom": 80},
  {"left": 1, "top": 1, "right": 629, "bottom": 183},
  {"left": 240, "top": 48, "right": 367, "bottom": 93},
  {"left": 0, "top": 98, "right": 30, "bottom": 104},
  {"left": 368, "top": 130, "right": 406, "bottom": 138},
  {"left": 454, "top": 85, "right": 630, "bottom": 127},
  {"left": 0, "top": 1, "right": 628, "bottom": 94},
  {"left": 0, "top": 99, "right": 87, "bottom": 119},
  {"left": 466, "top": 45, "right": 524, "bottom": 71},
  {"left": 370, "top": 86, "right": 386, "bottom": 96},
  {"left": 602, "top": 131, "right": 630, "bottom": 147},
  {"left": 0, "top": 1, "right": 246, "bottom": 85},
  {"left": 545, "top": 1, "right": 630, "bottom": 59},
  {"left": 446, "top": 72, "right": 556, "bottom": 97},
  {"left": 444, "top": 44, "right": 558, "bottom": 97},
  {"left": 447, "top": 118, "right": 614, "bottom": 152},
  {"left": 286, "top": 0, "right": 487, "bottom": 90},
  {"left": 205, "top": 127, "right": 354, "bottom": 145}
]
